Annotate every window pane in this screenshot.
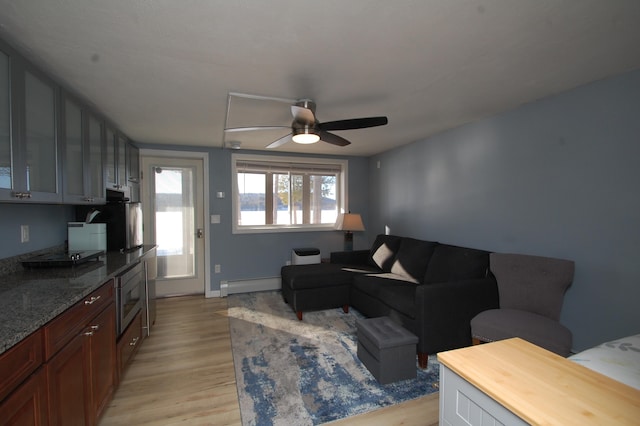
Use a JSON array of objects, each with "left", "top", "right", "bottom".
[
  {"left": 311, "top": 174, "right": 337, "bottom": 224},
  {"left": 238, "top": 172, "right": 265, "bottom": 225},
  {"left": 233, "top": 155, "right": 345, "bottom": 232}
]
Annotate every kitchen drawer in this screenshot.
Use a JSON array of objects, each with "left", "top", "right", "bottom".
[
  {"left": 0, "top": 330, "right": 43, "bottom": 402},
  {"left": 117, "top": 311, "right": 142, "bottom": 380},
  {"left": 43, "top": 280, "right": 114, "bottom": 360}
]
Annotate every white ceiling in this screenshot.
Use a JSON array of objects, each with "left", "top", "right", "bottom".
[{"left": 1, "top": 1, "right": 639, "bottom": 157}]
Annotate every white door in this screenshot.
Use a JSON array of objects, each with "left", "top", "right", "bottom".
[{"left": 142, "top": 155, "right": 206, "bottom": 297}]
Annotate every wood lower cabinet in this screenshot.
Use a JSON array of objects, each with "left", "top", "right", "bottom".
[
  {"left": 116, "top": 311, "right": 142, "bottom": 382},
  {"left": 88, "top": 305, "right": 116, "bottom": 421},
  {"left": 0, "top": 368, "right": 48, "bottom": 426},
  {"left": 0, "top": 330, "right": 43, "bottom": 403},
  {"left": 46, "top": 331, "right": 91, "bottom": 426},
  {"left": 44, "top": 281, "right": 116, "bottom": 426},
  {"left": 0, "top": 329, "right": 47, "bottom": 426}
]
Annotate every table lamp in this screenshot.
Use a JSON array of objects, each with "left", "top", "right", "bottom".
[{"left": 336, "top": 213, "right": 365, "bottom": 251}]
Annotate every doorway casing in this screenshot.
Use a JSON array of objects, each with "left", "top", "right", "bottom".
[{"left": 140, "top": 149, "right": 214, "bottom": 298}]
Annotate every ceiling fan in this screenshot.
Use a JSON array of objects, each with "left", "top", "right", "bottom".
[{"left": 224, "top": 95, "right": 388, "bottom": 149}]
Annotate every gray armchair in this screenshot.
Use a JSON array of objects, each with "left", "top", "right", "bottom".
[{"left": 470, "top": 253, "right": 575, "bottom": 356}]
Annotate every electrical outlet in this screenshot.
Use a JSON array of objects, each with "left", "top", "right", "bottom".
[
  {"left": 214, "top": 264, "right": 221, "bottom": 273},
  {"left": 21, "top": 225, "right": 29, "bottom": 243}
]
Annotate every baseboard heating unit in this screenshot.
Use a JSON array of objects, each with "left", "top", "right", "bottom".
[{"left": 220, "top": 277, "right": 281, "bottom": 297}]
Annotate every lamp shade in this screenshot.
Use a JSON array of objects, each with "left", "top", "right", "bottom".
[{"left": 336, "top": 213, "right": 365, "bottom": 232}]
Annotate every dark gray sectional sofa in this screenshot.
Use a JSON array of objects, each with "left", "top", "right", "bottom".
[{"left": 281, "top": 234, "right": 500, "bottom": 368}]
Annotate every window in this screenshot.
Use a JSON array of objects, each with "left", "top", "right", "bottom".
[{"left": 232, "top": 154, "right": 347, "bottom": 233}]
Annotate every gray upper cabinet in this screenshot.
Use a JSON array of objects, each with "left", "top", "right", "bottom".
[
  {"left": 0, "top": 36, "right": 130, "bottom": 205},
  {"left": 105, "top": 125, "right": 117, "bottom": 190},
  {"left": 127, "top": 143, "right": 140, "bottom": 202},
  {"left": 0, "top": 48, "right": 11, "bottom": 197},
  {"left": 117, "top": 134, "right": 127, "bottom": 188},
  {"left": 62, "top": 96, "right": 85, "bottom": 202},
  {"left": 61, "top": 93, "right": 105, "bottom": 204},
  {"left": 127, "top": 143, "right": 140, "bottom": 184},
  {"left": 0, "top": 41, "right": 62, "bottom": 203},
  {"left": 105, "top": 128, "right": 132, "bottom": 196},
  {"left": 87, "top": 113, "right": 105, "bottom": 202}
]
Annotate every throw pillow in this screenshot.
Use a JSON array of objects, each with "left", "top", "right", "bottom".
[
  {"left": 390, "top": 237, "right": 437, "bottom": 282},
  {"left": 368, "top": 234, "right": 403, "bottom": 271}
]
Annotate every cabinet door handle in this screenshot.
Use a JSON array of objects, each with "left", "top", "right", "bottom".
[
  {"left": 90, "top": 324, "right": 100, "bottom": 330},
  {"left": 84, "top": 295, "right": 101, "bottom": 305},
  {"left": 84, "top": 330, "right": 95, "bottom": 336},
  {"left": 129, "top": 337, "right": 140, "bottom": 346}
]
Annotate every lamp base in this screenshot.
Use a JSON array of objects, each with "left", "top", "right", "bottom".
[{"left": 343, "top": 231, "right": 354, "bottom": 251}]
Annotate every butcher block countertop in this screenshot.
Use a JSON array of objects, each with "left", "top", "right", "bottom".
[
  {"left": 437, "top": 337, "right": 640, "bottom": 425},
  {"left": 0, "top": 245, "right": 156, "bottom": 356}
]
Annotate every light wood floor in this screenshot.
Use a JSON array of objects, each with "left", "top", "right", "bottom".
[{"left": 99, "top": 295, "right": 439, "bottom": 425}]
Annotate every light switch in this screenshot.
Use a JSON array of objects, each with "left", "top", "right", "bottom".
[{"left": 211, "top": 215, "right": 221, "bottom": 224}]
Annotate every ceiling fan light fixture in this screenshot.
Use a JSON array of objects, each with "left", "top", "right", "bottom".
[{"left": 292, "top": 128, "right": 320, "bottom": 144}]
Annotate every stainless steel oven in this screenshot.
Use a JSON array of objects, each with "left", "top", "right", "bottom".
[{"left": 115, "top": 261, "right": 144, "bottom": 336}]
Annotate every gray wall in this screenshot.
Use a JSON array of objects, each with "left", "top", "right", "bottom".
[
  {"left": 0, "top": 204, "right": 74, "bottom": 259},
  {"left": 0, "top": 149, "right": 369, "bottom": 292},
  {"left": 136, "top": 144, "right": 371, "bottom": 291},
  {"left": 369, "top": 69, "right": 640, "bottom": 352}
]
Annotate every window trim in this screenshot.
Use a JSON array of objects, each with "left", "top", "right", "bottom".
[{"left": 231, "top": 153, "right": 348, "bottom": 234}]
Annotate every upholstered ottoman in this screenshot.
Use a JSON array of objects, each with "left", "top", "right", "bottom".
[
  {"left": 281, "top": 263, "right": 353, "bottom": 320},
  {"left": 356, "top": 316, "right": 418, "bottom": 384}
]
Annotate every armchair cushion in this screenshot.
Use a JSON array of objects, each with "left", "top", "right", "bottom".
[{"left": 471, "top": 308, "right": 573, "bottom": 356}]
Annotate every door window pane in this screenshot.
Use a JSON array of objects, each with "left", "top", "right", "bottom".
[
  {"left": 25, "top": 71, "right": 57, "bottom": 193},
  {"left": 154, "top": 166, "right": 195, "bottom": 279}
]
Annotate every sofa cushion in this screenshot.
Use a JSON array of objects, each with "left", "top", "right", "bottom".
[
  {"left": 369, "top": 234, "right": 403, "bottom": 272},
  {"left": 281, "top": 264, "right": 353, "bottom": 290},
  {"left": 423, "top": 244, "right": 489, "bottom": 283},
  {"left": 390, "top": 237, "right": 437, "bottom": 283},
  {"left": 352, "top": 274, "right": 418, "bottom": 318}
]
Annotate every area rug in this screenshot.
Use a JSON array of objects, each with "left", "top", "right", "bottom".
[{"left": 227, "top": 291, "right": 439, "bottom": 426}]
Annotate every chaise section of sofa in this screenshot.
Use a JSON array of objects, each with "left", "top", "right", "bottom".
[
  {"left": 341, "top": 235, "right": 499, "bottom": 368},
  {"left": 280, "top": 234, "right": 500, "bottom": 368}
]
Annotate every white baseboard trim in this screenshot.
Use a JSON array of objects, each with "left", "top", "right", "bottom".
[
  {"left": 220, "top": 277, "right": 281, "bottom": 297},
  {"left": 207, "top": 290, "right": 221, "bottom": 298}
]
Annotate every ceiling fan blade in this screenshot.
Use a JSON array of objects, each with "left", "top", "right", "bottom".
[
  {"left": 225, "top": 126, "right": 290, "bottom": 133},
  {"left": 319, "top": 116, "right": 388, "bottom": 131},
  {"left": 319, "top": 131, "right": 350, "bottom": 147},
  {"left": 266, "top": 133, "right": 293, "bottom": 149},
  {"left": 291, "top": 105, "right": 316, "bottom": 124}
]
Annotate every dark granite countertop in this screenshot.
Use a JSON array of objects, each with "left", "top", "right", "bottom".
[{"left": 0, "top": 245, "right": 156, "bottom": 356}]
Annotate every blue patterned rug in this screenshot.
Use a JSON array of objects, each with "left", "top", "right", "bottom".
[{"left": 228, "top": 291, "right": 439, "bottom": 425}]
